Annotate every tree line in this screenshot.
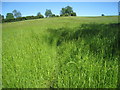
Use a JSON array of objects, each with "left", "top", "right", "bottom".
[{"left": 0, "top": 6, "right": 77, "bottom": 23}]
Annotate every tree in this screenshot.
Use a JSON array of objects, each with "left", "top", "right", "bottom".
[
  {"left": 37, "top": 12, "right": 42, "bottom": 16},
  {"left": 12, "top": 10, "right": 22, "bottom": 18},
  {"left": 45, "top": 9, "right": 52, "bottom": 17},
  {"left": 0, "top": 14, "right": 4, "bottom": 19},
  {"left": 51, "top": 14, "right": 55, "bottom": 17},
  {"left": 0, "top": 14, "right": 1, "bottom": 18},
  {"left": 37, "top": 12, "right": 44, "bottom": 18},
  {"left": 60, "top": 6, "right": 74, "bottom": 16},
  {"left": 2, "top": 15, "right": 4, "bottom": 20},
  {"left": 0, "top": 14, "right": 2, "bottom": 23},
  {"left": 101, "top": 14, "right": 105, "bottom": 16},
  {"left": 65, "top": 6, "right": 73, "bottom": 14},
  {"left": 60, "top": 8, "right": 66, "bottom": 15},
  {"left": 6, "top": 13, "right": 14, "bottom": 19}
]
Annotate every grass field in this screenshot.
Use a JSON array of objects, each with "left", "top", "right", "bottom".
[{"left": 2, "top": 16, "right": 120, "bottom": 88}]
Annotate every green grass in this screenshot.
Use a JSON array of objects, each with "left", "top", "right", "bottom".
[
  {"left": 2, "top": 16, "right": 120, "bottom": 88},
  {"left": 0, "top": 23, "right": 2, "bottom": 89}
]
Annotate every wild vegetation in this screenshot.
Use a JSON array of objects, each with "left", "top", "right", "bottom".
[{"left": 2, "top": 16, "right": 119, "bottom": 88}]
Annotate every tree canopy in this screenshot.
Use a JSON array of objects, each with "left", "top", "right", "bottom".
[
  {"left": 45, "top": 9, "right": 52, "bottom": 17},
  {"left": 60, "top": 6, "right": 76, "bottom": 16},
  {"left": 37, "top": 12, "right": 42, "bottom": 16},
  {"left": 0, "top": 14, "right": 4, "bottom": 20},
  {"left": 12, "top": 10, "right": 22, "bottom": 18},
  {"left": 101, "top": 14, "right": 105, "bottom": 16},
  {"left": 6, "top": 13, "right": 14, "bottom": 19},
  {"left": 3, "top": 6, "right": 77, "bottom": 23}
]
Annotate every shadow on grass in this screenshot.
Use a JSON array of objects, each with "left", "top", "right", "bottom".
[
  {"left": 47, "top": 23, "right": 103, "bottom": 46},
  {"left": 46, "top": 23, "right": 120, "bottom": 88}
]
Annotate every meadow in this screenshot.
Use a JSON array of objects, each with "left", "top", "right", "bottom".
[{"left": 2, "top": 16, "right": 120, "bottom": 88}]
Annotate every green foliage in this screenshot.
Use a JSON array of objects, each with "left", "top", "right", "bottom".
[
  {"left": 65, "top": 6, "right": 73, "bottom": 14},
  {"left": 71, "top": 12, "right": 77, "bottom": 16},
  {"left": 0, "top": 14, "right": 2, "bottom": 23},
  {"left": 6, "top": 13, "right": 14, "bottom": 19},
  {"left": 60, "top": 8, "right": 66, "bottom": 15},
  {"left": 45, "top": 9, "right": 52, "bottom": 17},
  {"left": 0, "top": 14, "right": 4, "bottom": 20},
  {"left": 37, "top": 12, "right": 41, "bottom": 16},
  {"left": 36, "top": 15, "right": 44, "bottom": 18},
  {"left": 101, "top": 14, "right": 105, "bottom": 16},
  {"left": 12, "top": 10, "right": 22, "bottom": 18},
  {"left": 2, "top": 15, "right": 4, "bottom": 20},
  {"left": 3, "top": 6, "right": 77, "bottom": 23},
  {"left": 64, "top": 13, "right": 69, "bottom": 16},
  {"left": 3, "top": 18, "right": 15, "bottom": 22},
  {"left": 3, "top": 15, "right": 44, "bottom": 23},
  {"left": 37, "top": 12, "right": 44, "bottom": 18},
  {"left": 15, "top": 17, "right": 27, "bottom": 21},
  {"left": 25, "top": 15, "right": 44, "bottom": 20},
  {"left": 25, "top": 16, "right": 35, "bottom": 20},
  {"left": 60, "top": 13, "right": 69, "bottom": 17},
  {"left": 51, "top": 14, "right": 56, "bottom": 17},
  {"left": 60, "top": 6, "right": 76, "bottom": 16},
  {"left": 55, "top": 15, "right": 59, "bottom": 17},
  {"left": 2, "top": 16, "right": 119, "bottom": 88}
]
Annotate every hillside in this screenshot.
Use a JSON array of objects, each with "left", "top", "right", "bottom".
[{"left": 2, "top": 16, "right": 120, "bottom": 88}]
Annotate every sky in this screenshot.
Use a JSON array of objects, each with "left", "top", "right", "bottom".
[
  {"left": 1, "top": 0, "right": 120, "bottom": 2},
  {"left": 2, "top": 2, "right": 119, "bottom": 17}
]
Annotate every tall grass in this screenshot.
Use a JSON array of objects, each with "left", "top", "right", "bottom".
[
  {"left": 47, "top": 23, "right": 119, "bottom": 88},
  {"left": 2, "top": 16, "right": 119, "bottom": 88}
]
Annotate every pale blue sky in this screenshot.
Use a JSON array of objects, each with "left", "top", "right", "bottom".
[
  {"left": 2, "top": 2, "right": 118, "bottom": 18},
  {"left": 2, "top": 0, "right": 120, "bottom": 2}
]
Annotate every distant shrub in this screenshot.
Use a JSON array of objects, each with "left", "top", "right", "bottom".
[
  {"left": 60, "top": 13, "right": 69, "bottom": 17},
  {"left": 3, "top": 18, "right": 16, "bottom": 22},
  {"left": 60, "top": 12, "right": 76, "bottom": 17},
  {"left": 70, "top": 12, "right": 77, "bottom": 16},
  {"left": 51, "top": 14, "right": 56, "bottom": 17},
  {"left": 25, "top": 16, "right": 35, "bottom": 20},
  {"left": 64, "top": 13, "right": 69, "bottom": 16},
  {"left": 2, "top": 15, "right": 45, "bottom": 23},
  {"left": 55, "top": 15, "right": 59, "bottom": 17},
  {"left": 101, "top": 14, "right": 105, "bottom": 16},
  {"left": 36, "top": 15, "right": 44, "bottom": 18},
  {"left": 16, "top": 17, "right": 27, "bottom": 21},
  {"left": 21, "top": 17, "right": 27, "bottom": 20},
  {"left": 60, "top": 14, "right": 63, "bottom": 17}
]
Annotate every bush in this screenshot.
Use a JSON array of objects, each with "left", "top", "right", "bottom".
[
  {"left": 101, "top": 14, "right": 105, "bottom": 16},
  {"left": 64, "top": 13, "right": 69, "bottom": 16},
  {"left": 60, "top": 13, "right": 69, "bottom": 17},
  {"left": 2, "top": 15, "right": 44, "bottom": 23},
  {"left": 51, "top": 14, "right": 55, "bottom": 17},
  {"left": 16, "top": 17, "right": 27, "bottom": 21},
  {"left": 55, "top": 15, "right": 59, "bottom": 17},
  {"left": 60, "top": 14, "right": 63, "bottom": 17},
  {"left": 70, "top": 12, "right": 76, "bottom": 16},
  {"left": 21, "top": 17, "right": 27, "bottom": 20},
  {"left": 37, "top": 15, "right": 44, "bottom": 18},
  {"left": 25, "top": 16, "right": 35, "bottom": 20},
  {"left": 3, "top": 18, "right": 16, "bottom": 22}
]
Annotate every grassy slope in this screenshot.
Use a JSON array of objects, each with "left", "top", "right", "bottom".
[
  {"left": 2, "top": 16, "right": 119, "bottom": 88},
  {"left": 0, "top": 23, "right": 2, "bottom": 89}
]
